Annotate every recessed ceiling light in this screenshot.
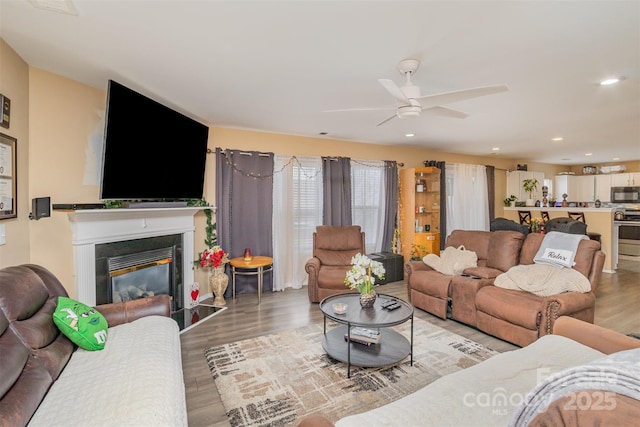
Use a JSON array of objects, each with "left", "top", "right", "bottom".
[
  {"left": 600, "top": 77, "right": 621, "bottom": 86},
  {"left": 405, "top": 133, "right": 415, "bottom": 137},
  {"left": 613, "top": 157, "right": 620, "bottom": 161},
  {"left": 552, "top": 137, "right": 563, "bottom": 142},
  {"left": 492, "top": 147, "right": 500, "bottom": 151},
  {"left": 585, "top": 153, "right": 593, "bottom": 156}
]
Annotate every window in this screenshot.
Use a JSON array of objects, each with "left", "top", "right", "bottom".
[
  {"left": 272, "top": 156, "right": 322, "bottom": 290},
  {"left": 351, "top": 160, "right": 386, "bottom": 253}
]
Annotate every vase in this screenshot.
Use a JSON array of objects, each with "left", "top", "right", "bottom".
[
  {"left": 209, "top": 266, "right": 229, "bottom": 306},
  {"left": 359, "top": 291, "right": 377, "bottom": 309}
]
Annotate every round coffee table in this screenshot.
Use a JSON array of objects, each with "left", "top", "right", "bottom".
[{"left": 319, "top": 292, "right": 413, "bottom": 378}]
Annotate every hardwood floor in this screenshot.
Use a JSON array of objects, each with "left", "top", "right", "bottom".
[{"left": 180, "top": 259, "right": 640, "bottom": 426}]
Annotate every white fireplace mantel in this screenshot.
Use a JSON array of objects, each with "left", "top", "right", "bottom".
[{"left": 64, "top": 207, "right": 205, "bottom": 307}]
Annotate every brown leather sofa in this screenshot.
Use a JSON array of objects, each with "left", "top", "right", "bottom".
[
  {"left": 0, "top": 264, "right": 174, "bottom": 426},
  {"left": 305, "top": 225, "right": 365, "bottom": 303},
  {"left": 405, "top": 230, "right": 605, "bottom": 347}
]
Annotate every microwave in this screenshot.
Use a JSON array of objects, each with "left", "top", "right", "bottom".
[{"left": 611, "top": 186, "right": 640, "bottom": 203}]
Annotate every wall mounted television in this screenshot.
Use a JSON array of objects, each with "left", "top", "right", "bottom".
[{"left": 99, "top": 80, "right": 209, "bottom": 201}]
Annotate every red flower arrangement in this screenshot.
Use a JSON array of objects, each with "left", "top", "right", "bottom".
[{"left": 199, "top": 246, "right": 230, "bottom": 268}]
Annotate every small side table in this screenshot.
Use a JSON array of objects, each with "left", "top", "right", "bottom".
[{"left": 229, "top": 256, "right": 274, "bottom": 304}]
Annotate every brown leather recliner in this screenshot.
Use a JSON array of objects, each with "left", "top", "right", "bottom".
[
  {"left": 305, "top": 225, "right": 365, "bottom": 303},
  {"left": 406, "top": 229, "right": 605, "bottom": 347}
]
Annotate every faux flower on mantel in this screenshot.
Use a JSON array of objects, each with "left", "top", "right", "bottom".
[
  {"left": 199, "top": 246, "right": 230, "bottom": 269},
  {"left": 344, "top": 253, "right": 385, "bottom": 294}
]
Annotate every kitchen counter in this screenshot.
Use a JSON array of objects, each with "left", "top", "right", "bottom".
[
  {"left": 503, "top": 207, "right": 617, "bottom": 212},
  {"left": 502, "top": 207, "right": 616, "bottom": 272}
]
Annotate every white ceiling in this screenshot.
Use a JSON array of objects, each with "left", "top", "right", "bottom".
[{"left": 1, "top": 0, "right": 639, "bottom": 166}]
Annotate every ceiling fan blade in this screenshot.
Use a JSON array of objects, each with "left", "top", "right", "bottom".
[
  {"left": 378, "top": 79, "right": 411, "bottom": 104},
  {"left": 425, "top": 106, "right": 469, "bottom": 119},
  {"left": 417, "top": 84, "right": 508, "bottom": 109},
  {"left": 376, "top": 114, "right": 397, "bottom": 127},
  {"left": 322, "top": 106, "right": 395, "bottom": 113}
]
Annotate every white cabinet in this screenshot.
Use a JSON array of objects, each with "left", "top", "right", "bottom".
[
  {"left": 506, "top": 171, "right": 545, "bottom": 202},
  {"left": 555, "top": 175, "right": 596, "bottom": 202},
  {"left": 611, "top": 173, "right": 640, "bottom": 187},
  {"left": 555, "top": 175, "right": 577, "bottom": 200},
  {"left": 575, "top": 175, "right": 595, "bottom": 202},
  {"left": 594, "top": 175, "right": 612, "bottom": 202}
]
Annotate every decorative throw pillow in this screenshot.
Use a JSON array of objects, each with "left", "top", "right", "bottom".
[
  {"left": 53, "top": 296, "right": 108, "bottom": 351},
  {"left": 423, "top": 245, "right": 478, "bottom": 275}
]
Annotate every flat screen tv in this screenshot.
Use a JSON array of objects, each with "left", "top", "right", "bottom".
[{"left": 99, "top": 80, "right": 209, "bottom": 201}]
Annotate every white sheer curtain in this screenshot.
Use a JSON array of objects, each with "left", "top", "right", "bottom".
[
  {"left": 351, "top": 160, "right": 386, "bottom": 254},
  {"left": 445, "top": 163, "right": 490, "bottom": 236},
  {"left": 272, "top": 155, "right": 322, "bottom": 291}
]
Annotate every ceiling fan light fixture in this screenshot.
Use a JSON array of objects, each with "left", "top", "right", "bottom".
[
  {"left": 397, "top": 105, "right": 422, "bottom": 118},
  {"left": 600, "top": 77, "right": 620, "bottom": 86}
]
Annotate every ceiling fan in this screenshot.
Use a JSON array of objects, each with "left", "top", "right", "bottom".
[{"left": 326, "top": 59, "right": 509, "bottom": 126}]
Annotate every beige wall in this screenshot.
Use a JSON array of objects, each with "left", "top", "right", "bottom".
[
  {"left": 27, "top": 68, "right": 107, "bottom": 291},
  {"left": 2, "top": 55, "right": 631, "bottom": 294},
  {"left": 0, "top": 40, "right": 30, "bottom": 267}
]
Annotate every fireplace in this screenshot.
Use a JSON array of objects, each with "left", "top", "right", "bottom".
[
  {"left": 61, "top": 207, "right": 203, "bottom": 308},
  {"left": 95, "top": 234, "right": 183, "bottom": 311}
]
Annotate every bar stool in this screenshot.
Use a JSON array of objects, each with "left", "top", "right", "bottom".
[
  {"left": 518, "top": 210, "right": 531, "bottom": 225},
  {"left": 567, "top": 212, "right": 601, "bottom": 242},
  {"left": 541, "top": 211, "right": 550, "bottom": 224}
]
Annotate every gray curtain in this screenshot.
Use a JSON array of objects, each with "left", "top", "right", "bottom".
[
  {"left": 322, "top": 156, "right": 352, "bottom": 226},
  {"left": 381, "top": 160, "right": 398, "bottom": 251},
  {"left": 423, "top": 160, "right": 446, "bottom": 250},
  {"left": 216, "top": 148, "right": 274, "bottom": 295},
  {"left": 485, "top": 165, "right": 495, "bottom": 220}
]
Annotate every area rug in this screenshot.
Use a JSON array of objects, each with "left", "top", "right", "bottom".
[{"left": 204, "top": 317, "right": 497, "bottom": 426}]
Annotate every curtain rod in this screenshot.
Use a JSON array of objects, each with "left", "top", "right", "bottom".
[{"left": 209, "top": 148, "right": 403, "bottom": 165}]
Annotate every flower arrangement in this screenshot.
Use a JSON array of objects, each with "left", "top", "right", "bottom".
[
  {"left": 199, "top": 246, "right": 229, "bottom": 269},
  {"left": 344, "top": 253, "right": 385, "bottom": 294},
  {"left": 529, "top": 217, "right": 545, "bottom": 233}
]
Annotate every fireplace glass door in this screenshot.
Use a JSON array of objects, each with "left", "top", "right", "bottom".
[{"left": 108, "top": 247, "right": 174, "bottom": 304}]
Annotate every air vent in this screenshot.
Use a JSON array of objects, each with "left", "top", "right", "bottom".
[{"left": 29, "top": 0, "right": 77, "bottom": 15}]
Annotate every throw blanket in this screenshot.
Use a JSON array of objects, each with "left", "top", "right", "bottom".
[
  {"left": 534, "top": 231, "right": 588, "bottom": 268},
  {"left": 494, "top": 264, "right": 591, "bottom": 296},
  {"left": 423, "top": 245, "right": 477, "bottom": 275},
  {"left": 509, "top": 348, "right": 640, "bottom": 427}
]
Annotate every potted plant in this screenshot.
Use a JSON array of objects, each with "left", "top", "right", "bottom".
[
  {"left": 503, "top": 195, "right": 518, "bottom": 207},
  {"left": 522, "top": 178, "right": 539, "bottom": 206},
  {"left": 344, "top": 253, "right": 385, "bottom": 309}
]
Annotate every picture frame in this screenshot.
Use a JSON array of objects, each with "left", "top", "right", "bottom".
[
  {"left": 0, "top": 133, "right": 17, "bottom": 219},
  {"left": 0, "top": 94, "right": 10, "bottom": 129}
]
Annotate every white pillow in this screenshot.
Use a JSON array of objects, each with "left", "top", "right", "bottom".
[{"left": 423, "top": 245, "right": 478, "bottom": 275}]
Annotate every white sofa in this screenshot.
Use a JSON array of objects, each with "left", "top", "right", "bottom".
[
  {"left": 28, "top": 315, "right": 187, "bottom": 426},
  {"left": 300, "top": 316, "right": 640, "bottom": 427}
]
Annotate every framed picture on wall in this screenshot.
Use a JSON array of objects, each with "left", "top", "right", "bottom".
[{"left": 0, "top": 132, "right": 17, "bottom": 219}]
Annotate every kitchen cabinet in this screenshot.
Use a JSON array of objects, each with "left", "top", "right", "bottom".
[
  {"left": 506, "top": 171, "right": 545, "bottom": 202},
  {"left": 575, "top": 175, "right": 595, "bottom": 202},
  {"left": 611, "top": 173, "right": 640, "bottom": 187},
  {"left": 400, "top": 167, "right": 441, "bottom": 260},
  {"left": 556, "top": 175, "right": 596, "bottom": 202},
  {"left": 594, "top": 175, "right": 612, "bottom": 202},
  {"left": 555, "top": 175, "right": 578, "bottom": 201}
]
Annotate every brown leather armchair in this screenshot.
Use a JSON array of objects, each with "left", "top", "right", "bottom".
[{"left": 305, "top": 225, "right": 365, "bottom": 302}]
